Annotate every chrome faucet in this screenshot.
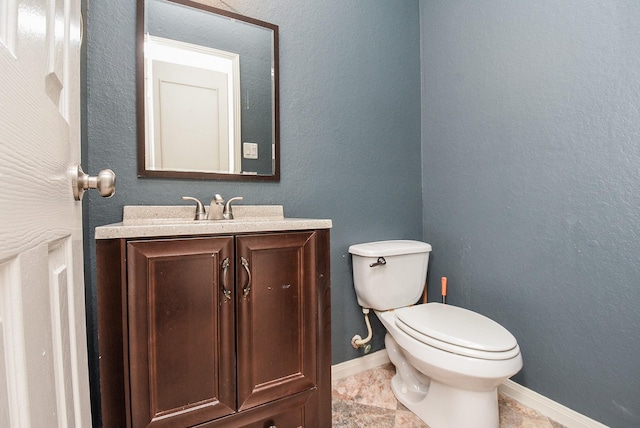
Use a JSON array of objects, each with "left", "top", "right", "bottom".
[
  {"left": 182, "top": 195, "right": 243, "bottom": 220},
  {"left": 223, "top": 196, "right": 243, "bottom": 220}
]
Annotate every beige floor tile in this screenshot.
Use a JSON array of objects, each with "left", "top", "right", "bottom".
[{"left": 332, "top": 365, "right": 567, "bottom": 428}]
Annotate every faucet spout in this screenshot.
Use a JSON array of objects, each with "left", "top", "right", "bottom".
[
  {"left": 223, "top": 196, "right": 243, "bottom": 220},
  {"left": 207, "top": 194, "right": 225, "bottom": 220}
]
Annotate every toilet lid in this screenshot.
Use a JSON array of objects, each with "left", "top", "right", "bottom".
[{"left": 394, "top": 303, "right": 519, "bottom": 360}]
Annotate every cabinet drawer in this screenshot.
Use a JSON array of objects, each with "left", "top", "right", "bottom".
[{"left": 245, "top": 406, "right": 305, "bottom": 428}]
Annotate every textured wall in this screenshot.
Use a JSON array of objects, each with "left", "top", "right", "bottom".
[
  {"left": 420, "top": 1, "right": 640, "bottom": 427},
  {"left": 84, "top": 0, "right": 421, "bottom": 424}
]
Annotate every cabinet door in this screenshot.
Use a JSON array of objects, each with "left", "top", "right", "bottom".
[
  {"left": 127, "top": 237, "right": 236, "bottom": 428},
  {"left": 236, "top": 232, "right": 318, "bottom": 411}
]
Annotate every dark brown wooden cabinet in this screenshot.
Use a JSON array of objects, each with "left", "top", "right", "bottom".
[{"left": 96, "top": 230, "right": 331, "bottom": 428}]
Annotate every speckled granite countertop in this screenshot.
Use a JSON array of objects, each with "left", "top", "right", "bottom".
[{"left": 95, "top": 205, "right": 332, "bottom": 239}]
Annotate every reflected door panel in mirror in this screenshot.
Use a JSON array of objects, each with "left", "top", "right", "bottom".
[
  {"left": 138, "top": 0, "right": 279, "bottom": 180},
  {"left": 145, "top": 35, "right": 240, "bottom": 173}
]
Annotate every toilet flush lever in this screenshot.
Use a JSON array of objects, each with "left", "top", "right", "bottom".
[{"left": 369, "top": 257, "right": 386, "bottom": 267}]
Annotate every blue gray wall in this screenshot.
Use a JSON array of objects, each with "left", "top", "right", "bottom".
[
  {"left": 87, "top": 1, "right": 640, "bottom": 427},
  {"left": 84, "top": 0, "right": 421, "bottom": 423},
  {"left": 421, "top": 1, "right": 640, "bottom": 427}
]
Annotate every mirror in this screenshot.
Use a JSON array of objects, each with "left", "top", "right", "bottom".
[{"left": 137, "top": 0, "right": 279, "bottom": 180}]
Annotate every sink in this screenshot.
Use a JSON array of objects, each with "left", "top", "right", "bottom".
[{"left": 122, "top": 204, "right": 285, "bottom": 225}]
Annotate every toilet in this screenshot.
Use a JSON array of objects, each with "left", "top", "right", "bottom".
[{"left": 349, "top": 240, "right": 523, "bottom": 428}]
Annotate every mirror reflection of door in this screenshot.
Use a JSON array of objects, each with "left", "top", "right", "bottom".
[
  {"left": 153, "top": 61, "right": 229, "bottom": 171},
  {"left": 144, "top": 35, "right": 241, "bottom": 173}
]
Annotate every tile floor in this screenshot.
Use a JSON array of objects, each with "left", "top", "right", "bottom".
[{"left": 331, "top": 363, "right": 566, "bottom": 428}]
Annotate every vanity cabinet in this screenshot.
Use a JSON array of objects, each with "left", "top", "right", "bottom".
[{"left": 96, "top": 229, "right": 331, "bottom": 428}]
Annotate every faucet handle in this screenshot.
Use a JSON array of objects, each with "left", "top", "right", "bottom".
[
  {"left": 223, "top": 196, "right": 243, "bottom": 220},
  {"left": 182, "top": 196, "right": 207, "bottom": 220}
]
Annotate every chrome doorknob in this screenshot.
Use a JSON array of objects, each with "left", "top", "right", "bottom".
[{"left": 72, "top": 164, "right": 116, "bottom": 201}]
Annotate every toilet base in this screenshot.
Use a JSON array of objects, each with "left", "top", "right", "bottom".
[
  {"left": 385, "top": 333, "right": 500, "bottom": 428},
  {"left": 391, "top": 374, "right": 499, "bottom": 428}
]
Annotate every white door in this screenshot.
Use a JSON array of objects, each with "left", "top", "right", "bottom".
[{"left": 0, "top": 0, "right": 92, "bottom": 427}]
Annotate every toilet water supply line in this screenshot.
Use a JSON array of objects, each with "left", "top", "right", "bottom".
[
  {"left": 351, "top": 256, "right": 385, "bottom": 353},
  {"left": 351, "top": 308, "right": 373, "bottom": 353}
]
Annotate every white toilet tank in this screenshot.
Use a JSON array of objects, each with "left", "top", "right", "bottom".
[{"left": 349, "top": 240, "right": 432, "bottom": 311}]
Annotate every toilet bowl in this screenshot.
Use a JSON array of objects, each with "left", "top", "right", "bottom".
[
  {"left": 378, "top": 306, "right": 522, "bottom": 427},
  {"left": 349, "top": 240, "right": 523, "bottom": 428}
]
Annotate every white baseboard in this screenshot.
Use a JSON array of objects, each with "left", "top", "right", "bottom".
[
  {"left": 499, "top": 379, "right": 608, "bottom": 428},
  {"left": 332, "top": 352, "right": 608, "bottom": 428},
  {"left": 331, "top": 350, "right": 390, "bottom": 381}
]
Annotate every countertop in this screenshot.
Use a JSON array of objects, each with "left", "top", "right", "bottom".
[{"left": 95, "top": 205, "right": 332, "bottom": 239}]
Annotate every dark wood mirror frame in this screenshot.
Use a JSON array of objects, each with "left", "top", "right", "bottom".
[{"left": 136, "top": 0, "right": 280, "bottom": 181}]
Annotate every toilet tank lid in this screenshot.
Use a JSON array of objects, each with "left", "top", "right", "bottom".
[{"left": 349, "top": 240, "right": 432, "bottom": 257}]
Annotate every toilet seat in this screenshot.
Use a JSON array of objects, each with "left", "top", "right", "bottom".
[{"left": 394, "top": 303, "right": 520, "bottom": 360}]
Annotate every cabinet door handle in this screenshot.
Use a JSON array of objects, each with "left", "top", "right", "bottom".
[
  {"left": 241, "top": 257, "right": 252, "bottom": 298},
  {"left": 221, "top": 257, "right": 232, "bottom": 301}
]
